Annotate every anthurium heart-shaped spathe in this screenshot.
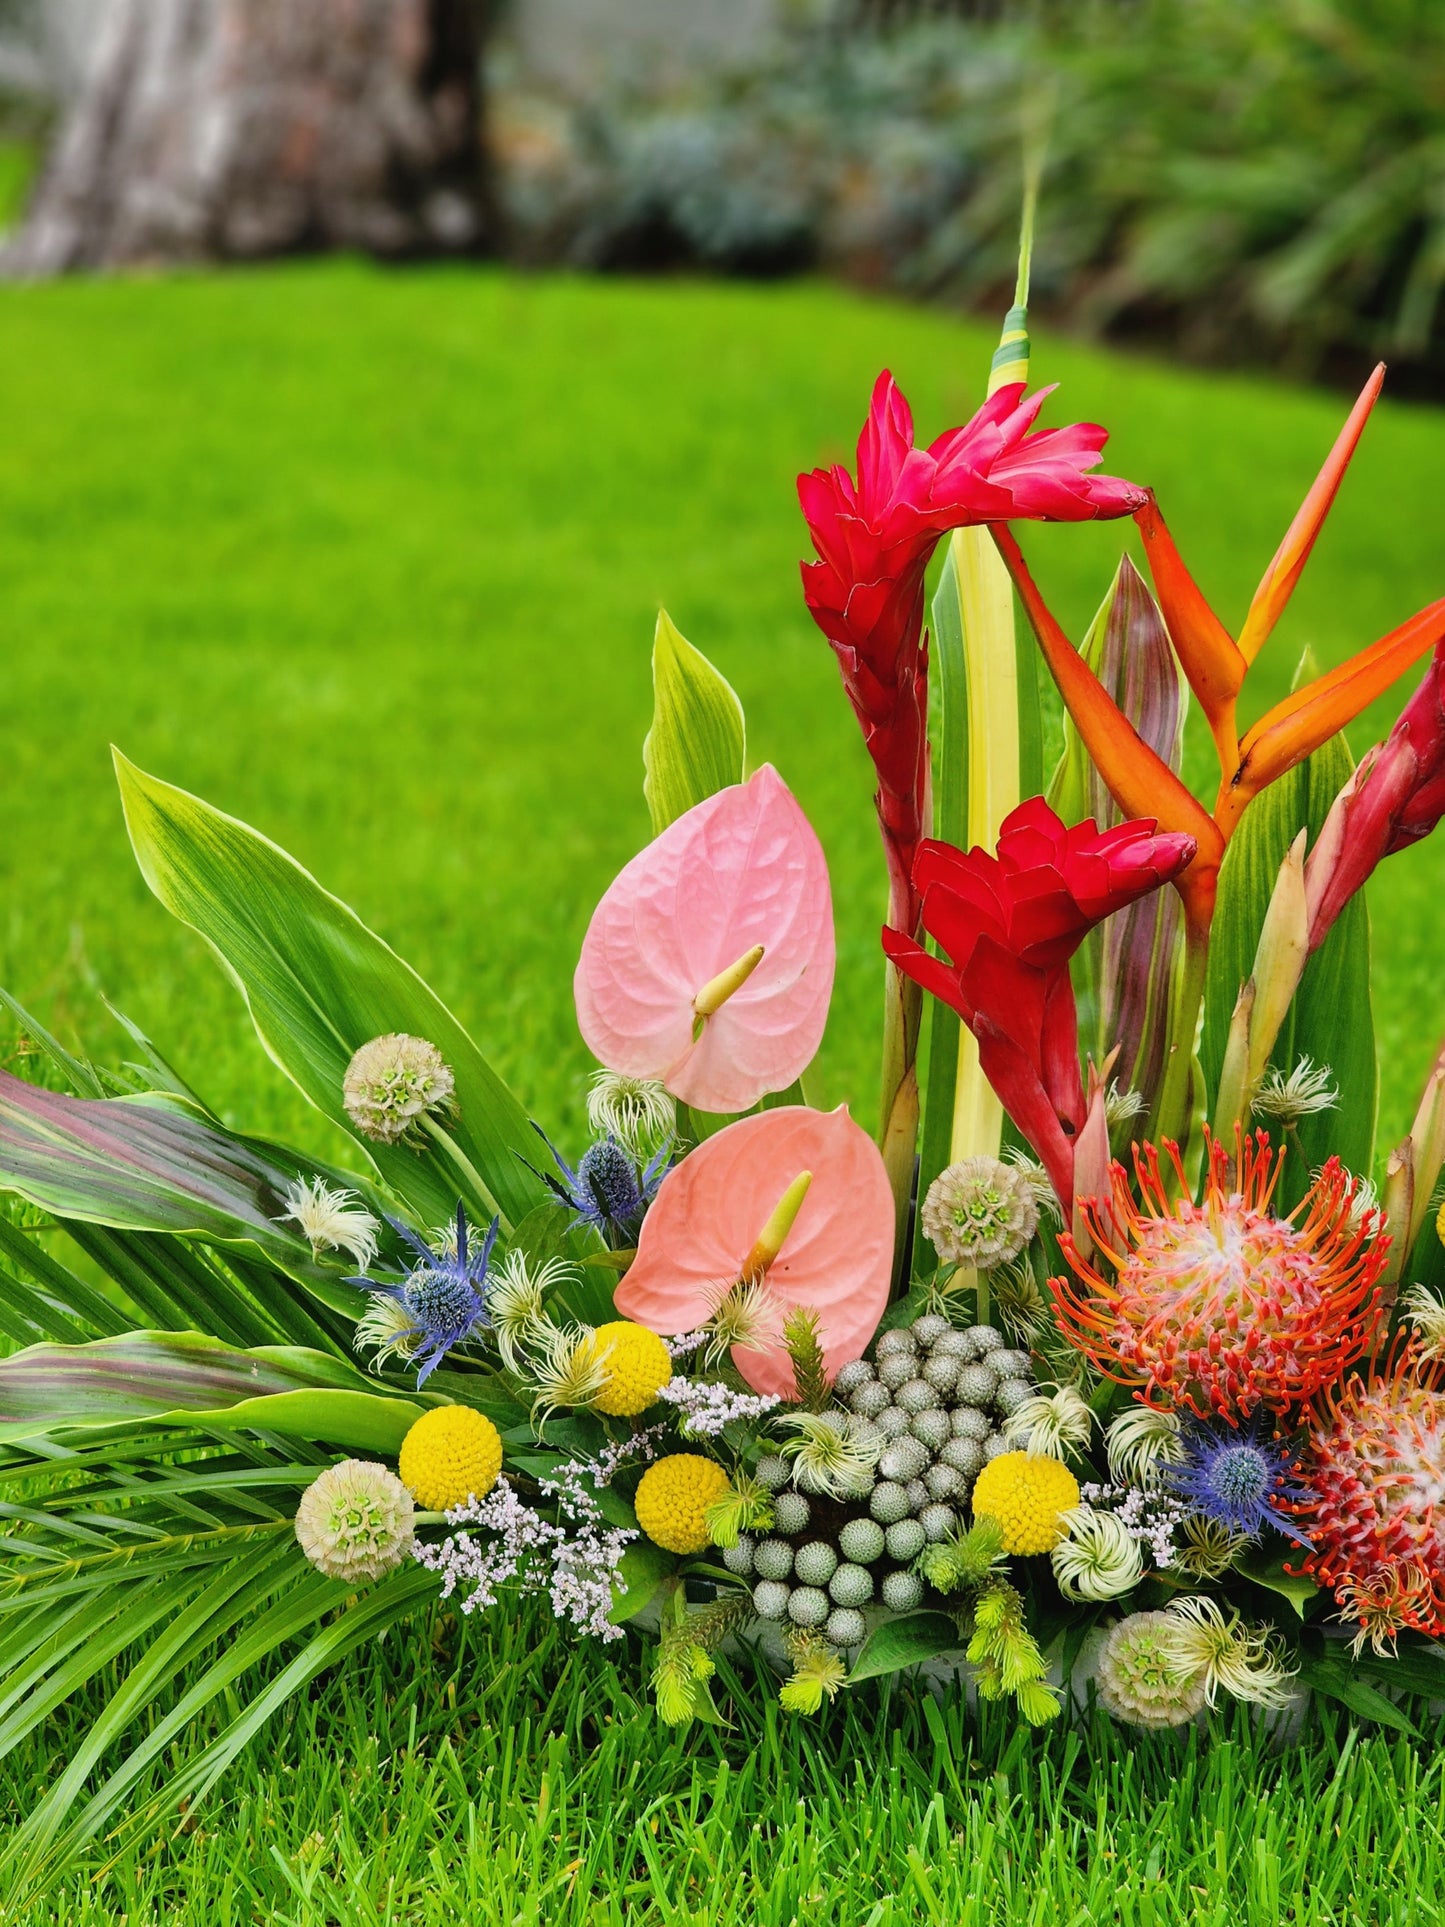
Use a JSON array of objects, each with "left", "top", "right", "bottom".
[
  {"left": 574, "top": 764, "right": 835, "bottom": 1114},
  {"left": 613, "top": 1106, "right": 892, "bottom": 1397}
]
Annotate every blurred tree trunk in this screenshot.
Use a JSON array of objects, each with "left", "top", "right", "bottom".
[{"left": 3, "top": 0, "right": 489, "bottom": 274}]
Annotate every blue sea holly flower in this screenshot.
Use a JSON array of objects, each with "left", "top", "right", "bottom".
[
  {"left": 528, "top": 1127, "right": 670, "bottom": 1242},
  {"left": 348, "top": 1202, "right": 498, "bottom": 1385},
  {"left": 1168, "top": 1417, "right": 1313, "bottom": 1547}
]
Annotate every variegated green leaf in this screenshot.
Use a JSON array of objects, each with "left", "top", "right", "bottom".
[
  {"left": 0, "top": 1329, "right": 421, "bottom": 1447},
  {"left": 114, "top": 754, "right": 548, "bottom": 1233}
]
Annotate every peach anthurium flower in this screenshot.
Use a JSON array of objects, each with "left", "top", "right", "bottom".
[
  {"left": 574, "top": 765, "right": 835, "bottom": 1115},
  {"left": 613, "top": 1106, "right": 893, "bottom": 1397}
]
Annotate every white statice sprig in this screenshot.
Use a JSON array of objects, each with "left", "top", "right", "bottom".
[
  {"left": 657, "top": 1376, "right": 781, "bottom": 1438},
  {"left": 278, "top": 1176, "right": 380, "bottom": 1269},
  {"left": 1081, "top": 1481, "right": 1187, "bottom": 1570},
  {"left": 415, "top": 1463, "right": 636, "bottom": 1644},
  {"left": 1004, "top": 1385, "right": 1094, "bottom": 1461},
  {"left": 1051, "top": 1505, "right": 1145, "bottom": 1601}
]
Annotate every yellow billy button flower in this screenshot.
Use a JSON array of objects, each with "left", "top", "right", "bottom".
[
  {"left": 635, "top": 1454, "right": 730, "bottom": 1554},
  {"left": 970, "top": 1450, "right": 1080, "bottom": 1556},
  {"left": 586, "top": 1321, "right": 673, "bottom": 1417},
  {"left": 398, "top": 1405, "right": 503, "bottom": 1511}
]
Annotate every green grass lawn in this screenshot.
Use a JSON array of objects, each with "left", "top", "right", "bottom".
[{"left": 4, "top": 262, "right": 1445, "bottom": 1920}]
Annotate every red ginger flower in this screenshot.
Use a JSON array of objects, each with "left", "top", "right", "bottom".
[
  {"left": 799, "top": 373, "right": 1144, "bottom": 929},
  {"left": 1305, "top": 639, "right": 1445, "bottom": 952},
  {"left": 881, "top": 797, "right": 1194, "bottom": 1211},
  {"left": 1051, "top": 1131, "right": 1387, "bottom": 1423},
  {"left": 1302, "top": 1347, "right": 1445, "bottom": 1649}
]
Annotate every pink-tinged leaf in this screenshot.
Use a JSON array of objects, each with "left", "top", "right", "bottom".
[
  {"left": 613, "top": 1107, "right": 893, "bottom": 1396},
  {"left": 574, "top": 765, "right": 835, "bottom": 1114}
]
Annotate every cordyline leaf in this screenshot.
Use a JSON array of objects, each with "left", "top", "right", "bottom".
[
  {"left": 113, "top": 752, "right": 549, "bottom": 1233},
  {"left": 993, "top": 523, "right": 1224, "bottom": 931},
  {"left": 1053, "top": 557, "right": 1189, "bottom": 1110},
  {"left": 643, "top": 609, "right": 747, "bottom": 836},
  {"left": 1222, "top": 595, "right": 1445, "bottom": 834},
  {"left": 0, "top": 1329, "right": 422, "bottom": 1448},
  {"left": 0, "top": 1069, "right": 358, "bottom": 1312},
  {"left": 1237, "top": 363, "right": 1386, "bottom": 667}
]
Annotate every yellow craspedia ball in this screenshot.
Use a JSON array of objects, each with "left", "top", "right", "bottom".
[
  {"left": 398, "top": 1404, "right": 503, "bottom": 1511},
  {"left": 587, "top": 1321, "right": 673, "bottom": 1417},
  {"left": 971, "top": 1451, "right": 1080, "bottom": 1556},
  {"left": 634, "top": 1453, "right": 729, "bottom": 1554}
]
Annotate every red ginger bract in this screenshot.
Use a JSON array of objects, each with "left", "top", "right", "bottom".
[
  {"left": 1303, "top": 1349, "right": 1445, "bottom": 1648},
  {"left": 1050, "top": 1131, "right": 1387, "bottom": 1422},
  {"left": 798, "top": 372, "right": 1143, "bottom": 932}
]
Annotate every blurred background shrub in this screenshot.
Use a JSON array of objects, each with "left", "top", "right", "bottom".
[{"left": 4, "top": 0, "right": 1445, "bottom": 392}]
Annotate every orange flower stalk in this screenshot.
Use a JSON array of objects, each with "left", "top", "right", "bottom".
[
  {"left": 1050, "top": 1129, "right": 1388, "bottom": 1423},
  {"left": 998, "top": 363, "right": 1445, "bottom": 872}
]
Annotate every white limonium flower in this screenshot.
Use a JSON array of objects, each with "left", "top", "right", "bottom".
[
  {"left": 1105, "top": 1404, "right": 1186, "bottom": 1488},
  {"left": 1051, "top": 1505, "right": 1144, "bottom": 1601},
  {"left": 279, "top": 1176, "right": 380, "bottom": 1269},
  {"left": 1161, "top": 1595, "right": 1296, "bottom": 1709},
  {"left": 1253, "top": 1056, "right": 1339, "bottom": 1124},
  {"left": 1004, "top": 1384, "right": 1094, "bottom": 1461},
  {"left": 585, "top": 1070, "right": 676, "bottom": 1157}
]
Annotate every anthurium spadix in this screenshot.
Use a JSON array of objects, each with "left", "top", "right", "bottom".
[
  {"left": 574, "top": 764, "right": 834, "bottom": 1114},
  {"left": 613, "top": 1106, "right": 893, "bottom": 1396}
]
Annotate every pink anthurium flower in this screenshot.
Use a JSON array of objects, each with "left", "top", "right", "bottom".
[
  {"left": 613, "top": 1106, "right": 893, "bottom": 1396},
  {"left": 574, "top": 765, "right": 835, "bottom": 1114}
]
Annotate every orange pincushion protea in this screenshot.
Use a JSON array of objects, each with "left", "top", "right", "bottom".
[
  {"left": 1303, "top": 1348, "right": 1445, "bottom": 1648},
  {"left": 1050, "top": 1131, "right": 1386, "bottom": 1422}
]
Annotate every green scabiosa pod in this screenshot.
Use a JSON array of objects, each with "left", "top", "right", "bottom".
[
  {"left": 114, "top": 753, "right": 552, "bottom": 1236},
  {"left": 642, "top": 608, "right": 746, "bottom": 836}
]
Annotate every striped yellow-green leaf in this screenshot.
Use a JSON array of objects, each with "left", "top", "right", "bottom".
[
  {"left": 643, "top": 609, "right": 746, "bottom": 835},
  {"left": 114, "top": 753, "right": 548, "bottom": 1233},
  {"left": 1201, "top": 717, "right": 1375, "bottom": 1205},
  {"left": 0, "top": 1329, "right": 424, "bottom": 1449}
]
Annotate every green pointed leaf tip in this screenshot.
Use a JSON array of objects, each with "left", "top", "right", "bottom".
[
  {"left": 847, "top": 1611, "right": 960, "bottom": 1684},
  {"left": 642, "top": 610, "right": 746, "bottom": 835},
  {"left": 112, "top": 751, "right": 546, "bottom": 1231},
  {"left": 1201, "top": 729, "right": 1376, "bottom": 1198},
  {"left": 0, "top": 1329, "right": 423, "bottom": 1448}
]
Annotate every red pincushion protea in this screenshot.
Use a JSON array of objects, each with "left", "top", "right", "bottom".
[
  {"left": 1303, "top": 1349, "right": 1445, "bottom": 1648},
  {"left": 1050, "top": 1131, "right": 1387, "bottom": 1422}
]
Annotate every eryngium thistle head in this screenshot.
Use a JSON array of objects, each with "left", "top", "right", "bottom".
[
  {"left": 350, "top": 1204, "right": 498, "bottom": 1386},
  {"left": 1094, "top": 1612, "right": 1207, "bottom": 1729},
  {"left": 922, "top": 1157, "right": 1039, "bottom": 1269},
  {"left": 295, "top": 1459, "right": 414, "bottom": 1583},
  {"left": 1053, "top": 1131, "right": 1387, "bottom": 1422},
  {"left": 343, "top": 1034, "right": 455, "bottom": 1145},
  {"left": 586, "top": 1071, "right": 675, "bottom": 1157},
  {"left": 1303, "top": 1347, "right": 1445, "bottom": 1646},
  {"left": 1168, "top": 1417, "right": 1313, "bottom": 1546}
]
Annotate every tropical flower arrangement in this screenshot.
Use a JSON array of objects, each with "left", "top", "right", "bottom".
[{"left": 6, "top": 261, "right": 1445, "bottom": 1881}]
